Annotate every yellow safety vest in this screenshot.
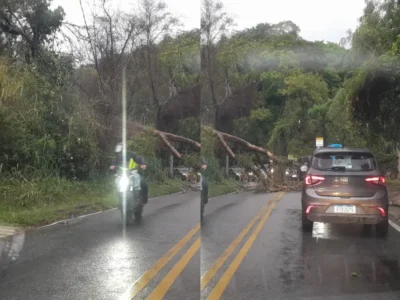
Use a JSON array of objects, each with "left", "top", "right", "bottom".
[
  {"left": 119, "top": 158, "right": 138, "bottom": 170},
  {"left": 129, "top": 158, "right": 138, "bottom": 170}
]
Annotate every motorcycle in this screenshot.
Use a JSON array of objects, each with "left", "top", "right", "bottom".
[
  {"left": 115, "top": 169, "right": 143, "bottom": 225},
  {"left": 200, "top": 173, "right": 208, "bottom": 221}
]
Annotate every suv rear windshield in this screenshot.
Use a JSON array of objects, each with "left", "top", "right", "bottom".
[{"left": 311, "top": 151, "right": 377, "bottom": 171}]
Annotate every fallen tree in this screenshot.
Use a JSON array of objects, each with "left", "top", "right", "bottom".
[
  {"left": 153, "top": 130, "right": 200, "bottom": 159},
  {"left": 211, "top": 129, "right": 288, "bottom": 163},
  {"left": 207, "top": 127, "right": 302, "bottom": 192},
  {"left": 209, "top": 128, "right": 296, "bottom": 164},
  {"left": 113, "top": 118, "right": 200, "bottom": 159}
]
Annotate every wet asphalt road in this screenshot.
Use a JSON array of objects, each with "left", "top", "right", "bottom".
[
  {"left": 3, "top": 190, "right": 400, "bottom": 300},
  {"left": 0, "top": 191, "right": 200, "bottom": 300},
  {"left": 201, "top": 191, "right": 400, "bottom": 300}
]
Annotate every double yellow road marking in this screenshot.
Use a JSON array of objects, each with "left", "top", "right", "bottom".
[
  {"left": 147, "top": 236, "right": 200, "bottom": 299},
  {"left": 119, "top": 223, "right": 200, "bottom": 300},
  {"left": 120, "top": 191, "right": 284, "bottom": 299},
  {"left": 203, "top": 192, "right": 284, "bottom": 299}
]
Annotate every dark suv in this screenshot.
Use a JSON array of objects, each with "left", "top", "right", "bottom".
[{"left": 301, "top": 146, "right": 389, "bottom": 237}]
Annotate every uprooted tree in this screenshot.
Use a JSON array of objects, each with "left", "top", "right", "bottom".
[{"left": 204, "top": 125, "right": 301, "bottom": 191}]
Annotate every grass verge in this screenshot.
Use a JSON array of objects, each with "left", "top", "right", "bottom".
[
  {"left": 0, "top": 177, "right": 183, "bottom": 227},
  {"left": 208, "top": 180, "right": 239, "bottom": 198}
]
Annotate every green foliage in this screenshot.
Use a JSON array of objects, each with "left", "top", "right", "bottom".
[
  {"left": 127, "top": 127, "right": 158, "bottom": 156},
  {"left": 182, "top": 152, "right": 201, "bottom": 169},
  {"left": 0, "top": 59, "right": 102, "bottom": 180},
  {"left": 126, "top": 128, "right": 168, "bottom": 182},
  {"left": 201, "top": 126, "right": 225, "bottom": 182},
  {"left": 201, "top": 126, "right": 218, "bottom": 158},
  {"left": 158, "top": 29, "right": 200, "bottom": 86},
  {"left": 177, "top": 117, "right": 201, "bottom": 142},
  {"left": 232, "top": 108, "right": 273, "bottom": 147},
  {"left": 210, "top": 3, "right": 400, "bottom": 171},
  {"left": 0, "top": 176, "right": 183, "bottom": 226}
]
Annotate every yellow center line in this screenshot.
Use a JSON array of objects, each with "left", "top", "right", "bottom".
[
  {"left": 119, "top": 222, "right": 200, "bottom": 300},
  {"left": 146, "top": 236, "right": 201, "bottom": 300},
  {"left": 206, "top": 192, "right": 285, "bottom": 300},
  {"left": 200, "top": 192, "right": 281, "bottom": 291}
]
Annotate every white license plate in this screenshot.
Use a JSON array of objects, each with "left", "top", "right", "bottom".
[
  {"left": 292, "top": 174, "right": 297, "bottom": 178},
  {"left": 334, "top": 205, "right": 356, "bottom": 214}
]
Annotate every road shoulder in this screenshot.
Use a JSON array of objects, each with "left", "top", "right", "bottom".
[{"left": 389, "top": 205, "right": 400, "bottom": 230}]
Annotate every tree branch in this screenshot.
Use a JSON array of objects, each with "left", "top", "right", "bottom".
[
  {"left": 79, "top": 0, "right": 106, "bottom": 95},
  {"left": 214, "top": 130, "right": 235, "bottom": 158},
  {"left": 154, "top": 130, "right": 201, "bottom": 149},
  {"left": 212, "top": 129, "right": 290, "bottom": 164},
  {"left": 153, "top": 130, "right": 182, "bottom": 158}
]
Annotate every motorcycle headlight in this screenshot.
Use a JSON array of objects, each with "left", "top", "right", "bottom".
[
  {"left": 118, "top": 176, "right": 130, "bottom": 191},
  {"left": 285, "top": 171, "right": 289, "bottom": 175}
]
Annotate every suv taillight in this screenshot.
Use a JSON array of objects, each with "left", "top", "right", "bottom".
[
  {"left": 305, "top": 175, "right": 325, "bottom": 185},
  {"left": 365, "top": 176, "right": 386, "bottom": 185}
]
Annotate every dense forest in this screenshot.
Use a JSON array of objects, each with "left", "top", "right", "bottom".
[
  {"left": 201, "top": 0, "right": 400, "bottom": 180},
  {"left": 0, "top": 0, "right": 199, "bottom": 224},
  {"left": 0, "top": 0, "right": 200, "bottom": 181},
  {"left": 2, "top": 0, "right": 400, "bottom": 223}
]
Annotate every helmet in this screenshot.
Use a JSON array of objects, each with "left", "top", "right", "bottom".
[{"left": 115, "top": 143, "right": 123, "bottom": 153}]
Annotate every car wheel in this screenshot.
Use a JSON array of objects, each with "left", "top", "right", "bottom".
[
  {"left": 376, "top": 219, "right": 388, "bottom": 238},
  {"left": 302, "top": 209, "right": 313, "bottom": 232}
]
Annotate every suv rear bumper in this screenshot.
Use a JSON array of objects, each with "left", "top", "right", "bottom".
[
  {"left": 306, "top": 213, "right": 386, "bottom": 224},
  {"left": 302, "top": 189, "right": 389, "bottom": 225}
]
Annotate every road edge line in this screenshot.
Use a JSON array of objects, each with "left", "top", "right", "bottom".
[
  {"left": 35, "top": 191, "right": 187, "bottom": 229},
  {"left": 389, "top": 219, "right": 400, "bottom": 232}
]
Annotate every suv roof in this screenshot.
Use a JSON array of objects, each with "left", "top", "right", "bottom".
[{"left": 313, "top": 147, "right": 372, "bottom": 155}]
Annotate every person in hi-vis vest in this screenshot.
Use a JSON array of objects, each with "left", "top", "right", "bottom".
[{"left": 109, "top": 143, "right": 148, "bottom": 204}]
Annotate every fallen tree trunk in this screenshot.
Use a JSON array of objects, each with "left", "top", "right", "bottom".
[
  {"left": 153, "top": 129, "right": 201, "bottom": 159},
  {"left": 153, "top": 130, "right": 182, "bottom": 158},
  {"left": 212, "top": 129, "right": 290, "bottom": 164},
  {"left": 215, "top": 131, "right": 235, "bottom": 158},
  {"left": 112, "top": 118, "right": 200, "bottom": 159},
  {"left": 154, "top": 130, "right": 201, "bottom": 149}
]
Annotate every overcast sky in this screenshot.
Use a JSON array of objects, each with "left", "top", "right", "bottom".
[
  {"left": 222, "top": 0, "right": 366, "bottom": 43},
  {"left": 52, "top": 0, "right": 366, "bottom": 43},
  {"left": 51, "top": 0, "right": 200, "bottom": 31}
]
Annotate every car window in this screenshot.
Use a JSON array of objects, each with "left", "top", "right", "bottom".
[{"left": 311, "top": 152, "right": 377, "bottom": 171}]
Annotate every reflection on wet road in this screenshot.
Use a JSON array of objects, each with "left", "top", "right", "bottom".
[
  {"left": 3, "top": 189, "right": 400, "bottom": 299},
  {"left": 0, "top": 192, "right": 199, "bottom": 300},
  {"left": 201, "top": 191, "right": 400, "bottom": 300}
]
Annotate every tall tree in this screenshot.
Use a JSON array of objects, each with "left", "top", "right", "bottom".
[
  {"left": 201, "top": 0, "right": 235, "bottom": 124},
  {"left": 136, "top": 0, "right": 181, "bottom": 125}
]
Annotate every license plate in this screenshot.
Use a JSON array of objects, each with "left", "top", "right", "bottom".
[
  {"left": 334, "top": 177, "right": 348, "bottom": 185},
  {"left": 292, "top": 174, "right": 297, "bottom": 178},
  {"left": 334, "top": 205, "right": 356, "bottom": 214}
]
